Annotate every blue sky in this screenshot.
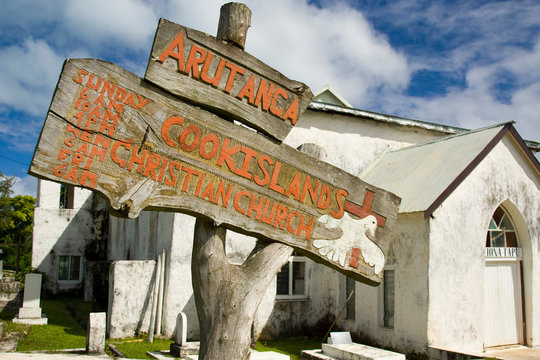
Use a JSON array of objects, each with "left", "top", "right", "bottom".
[{"left": 1, "top": 0, "right": 539, "bottom": 196}]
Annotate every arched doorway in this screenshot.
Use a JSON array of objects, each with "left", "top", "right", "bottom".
[{"left": 484, "top": 205, "right": 525, "bottom": 348}]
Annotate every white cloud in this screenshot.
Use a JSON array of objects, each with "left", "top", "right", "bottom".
[
  {"left": 245, "top": 0, "right": 409, "bottom": 105},
  {"left": 395, "top": 38, "right": 540, "bottom": 143},
  {"left": 0, "top": 38, "right": 64, "bottom": 116},
  {"left": 11, "top": 175, "right": 37, "bottom": 198},
  {"left": 64, "top": 0, "right": 158, "bottom": 51}
]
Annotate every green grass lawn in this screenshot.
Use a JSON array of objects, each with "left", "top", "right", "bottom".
[
  {"left": 110, "top": 337, "right": 321, "bottom": 360},
  {"left": 16, "top": 298, "right": 89, "bottom": 351},
  {"left": 254, "top": 338, "right": 322, "bottom": 360},
  {"left": 109, "top": 337, "right": 174, "bottom": 359}
]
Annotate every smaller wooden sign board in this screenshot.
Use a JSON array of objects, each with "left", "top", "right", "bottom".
[
  {"left": 145, "top": 18, "right": 313, "bottom": 142},
  {"left": 30, "top": 58, "right": 399, "bottom": 284}
]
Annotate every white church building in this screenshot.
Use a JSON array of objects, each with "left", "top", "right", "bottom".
[{"left": 32, "top": 88, "right": 540, "bottom": 359}]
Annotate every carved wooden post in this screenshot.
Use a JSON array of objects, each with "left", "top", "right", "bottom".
[
  {"left": 192, "top": 219, "right": 292, "bottom": 359},
  {"left": 192, "top": 4, "right": 292, "bottom": 359},
  {"left": 217, "top": 2, "right": 252, "bottom": 49}
]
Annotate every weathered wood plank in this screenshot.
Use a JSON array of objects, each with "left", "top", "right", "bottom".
[
  {"left": 29, "top": 58, "right": 400, "bottom": 284},
  {"left": 145, "top": 18, "right": 313, "bottom": 142}
]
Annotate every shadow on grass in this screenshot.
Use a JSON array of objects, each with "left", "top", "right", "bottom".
[
  {"left": 254, "top": 338, "right": 322, "bottom": 360},
  {"left": 16, "top": 297, "right": 91, "bottom": 351}
]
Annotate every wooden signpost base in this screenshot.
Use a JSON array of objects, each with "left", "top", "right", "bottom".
[{"left": 192, "top": 218, "right": 293, "bottom": 360}]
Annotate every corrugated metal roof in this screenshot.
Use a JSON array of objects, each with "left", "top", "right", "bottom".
[{"left": 361, "top": 124, "right": 508, "bottom": 215}]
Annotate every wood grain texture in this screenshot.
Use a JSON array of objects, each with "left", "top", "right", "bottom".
[
  {"left": 29, "top": 58, "right": 400, "bottom": 284},
  {"left": 192, "top": 218, "right": 292, "bottom": 360},
  {"left": 217, "top": 3, "right": 252, "bottom": 49},
  {"left": 145, "top": 18, "right": 312, "bottom": 142}
]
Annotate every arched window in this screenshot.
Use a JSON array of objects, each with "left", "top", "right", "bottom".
[{"left": 486, "top": 206, "right": 518, "bottom": 248}]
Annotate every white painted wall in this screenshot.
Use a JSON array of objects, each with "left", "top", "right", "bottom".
[
  {"left": 285, "top": 110, "right": 444, "bottom": 177},
  {"left": 108, "top": 211, "right": 173, "bottom": 261},
  {"left": 162, "top": 213, "right": 198, "bottom": 339},
  {"left": 108, "top": 260, "right": 155, "bottom": 338},
  {"left": 340, "top": 213, "right": 429, "bottom": 354},
  {"left": 32, "top": 180, "right": 94, "bottom": 294},
  {"left": 428, "top": 135, "right": 540, "bottom": 353}
]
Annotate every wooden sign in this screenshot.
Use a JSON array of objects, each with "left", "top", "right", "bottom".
[
  {"left": 29, "top": 59, "right": 400, "bottom": 284},
  {"left": 145, "top": 18, "right": 313, "bottom": 142}
]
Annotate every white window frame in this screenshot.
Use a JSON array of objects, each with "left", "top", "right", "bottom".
[
  {"left": 485, "top": 206, "right": 521, "bottom": 262},
  {"left": 276, "top": 255, "right": 309, "bottom": 300},
  {"left": 58, "top": 255, "right": 82, "bottom": 282}
]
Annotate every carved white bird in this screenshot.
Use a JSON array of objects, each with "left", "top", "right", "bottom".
[{"left": 313, "top": 213, "right": 385, "bottom": 274}]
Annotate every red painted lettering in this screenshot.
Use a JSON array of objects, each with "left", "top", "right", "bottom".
[
  {"left": 165, "top": 161, "right": 181, "bottom": 186},
  {"left": 199, "top": 133, "right": 220, "bottom": 160},
  {"left": 272, "top": 204, "right": 288, "bottom": 229},
  {"left": 111, "top": 141, "right": 131, "bottom": 168},
  {"left": 158, "top": 31, "right": 185, "bottom": 72},
  {"left": 282, "top": 97, "right": 299, "bottom": 124},
  {"left": 254, "top": 79, "right": 275, "bottom": 111},
  {"left": 185, "top": 44, "right": 207, "bottom": 78},
  {"left": 128, "top": 146, "right": 147, "bottom": 173},
  {"left": 201, "top": 53, "right": 226, "bottom": 87},
  {"left": 224, "top": 61, "right": 245, "bottom": 93},
  {"left": 234, "top": 190, "right": 250, "bottom": 215},
  {"left": 296, "top": 214, "right": 313, "bottom": 240},
  {"left": 269, "top": 161, "right": 284, "bottom": 194},
  {"left": 180, "top": 124, "right": 201, "bottom": 152},
  {"left": 214, "top": 181, "right": 233, "bottom": 208},
  {"left": 217, "top": 138, "right": 239, "bottom": 172},
  {"left": 284, "top": 172, "right": 301, "bottom": 200},
  {"left": 162, "top": 116, "right": 184, "bottom": 148},
  {"left": 330, "top": 189, "right": 348, "bottom": 219},
  {"left": 254, "top": 155, "right": 272, "bottom": 186},
  {"left": 270, "top": 87, "right": 288, "bottom": 117},
  {"left": 237, "top": 74, "right": 256, "bottom": 104},
  {"left": 234, "top": 146, "right": 257, "bottom": 179},
  {"left": 73, "top": 69, "right": 88, "bottom": 84}
]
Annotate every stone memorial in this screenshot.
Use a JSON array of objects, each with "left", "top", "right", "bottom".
[
  {"left": 170, "top": 312, "right": 199, "bottom": 357},
  {"left": 302, "top": 343, "right": 406, "bottom": 360},
  {"left": 13, "top": 273, "right": 47, "bottom": 325},
  {"left": 329, "top": 331, "right": 353, "bottom": 345},
  {"left": 87, "top": 312, "right": 106, "bottom": 354}
]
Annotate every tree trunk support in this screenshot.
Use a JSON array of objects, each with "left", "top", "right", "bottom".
[{"left": 192, "top": 219, "right": 292, "bottom": 359}]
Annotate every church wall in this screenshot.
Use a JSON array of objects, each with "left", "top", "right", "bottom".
[
  {"left": 344, "top": 212, "right": 430, "bottom": 355},
  {"left": 285, "top": 110, "right": 445, "bottom": 177},
  {"left": 428, "top": 136, "right": 540, "bottom": 353},
  {"left": 32, "top": 180, "right": 94, "bottom": 294}
]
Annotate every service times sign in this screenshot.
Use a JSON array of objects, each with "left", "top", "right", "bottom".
[{"left": 30, "top": 58, "right": 400, "bottom": 284}]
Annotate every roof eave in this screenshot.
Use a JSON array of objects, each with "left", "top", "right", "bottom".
[{"left": 308, "top": 102, "right": 540, "bottom": 153}]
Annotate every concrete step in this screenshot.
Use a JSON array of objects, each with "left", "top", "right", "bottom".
[
  {"left": 149, "top": 349, "right": 290, "bottom": 360},
  {"left": 0, "top": 292, "right": 22, "bottom": 311},
  {"left": 322, "top": 344, "right": 405, "bottom": 360},
  {"left": 0, "top": 281, "right": 20, "bottom": 293},
  {"left": 0, "top": 291, "right": 21, "bottom": 301},
  {"left": 302, "top": 349, "right": 337, "bottom": 359}
]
